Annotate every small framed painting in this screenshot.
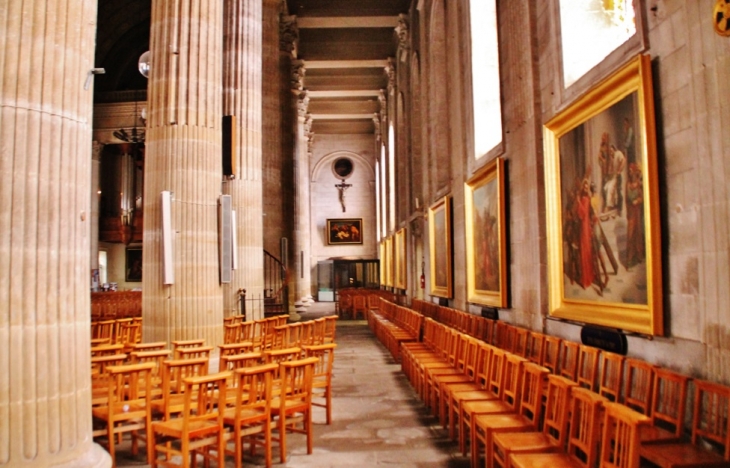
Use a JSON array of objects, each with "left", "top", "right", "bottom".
[
  {"left": 428, "top": 196, "right": 453, "bottom": 298},
  {"left": 327, "top": 218, "right": 363, "bottom": 245}
]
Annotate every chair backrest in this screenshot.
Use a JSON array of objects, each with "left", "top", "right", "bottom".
[
  {"left": 542, "top": 375, "right": 579, "bottom": 448},
  {"left": 543, "top": 335, "right": 562, "bottom": 374},
  {"left": 494, "top": 322, "right": 516, "bottom": 353},
  {"left": 577, "top": 345, "right": 601, "bottom": 391},
  {"left": 598, "top": 351, "right": 625, "bottom": 402},
  {"left": 486, "top": 347, "right": 508, "bottom": 397},
  {"left": 130, "top": 349, "right": 171, "bottom": 383},
  {"left": 131, "top": 341, "right": 167, "bottom": 352},
  {"left": 279, "top": 357, "right": 320, "bottom": 403},
  {"left": 106, "top": 362, "right": 156, "bottom": 411},
  {"left": 322, "top": 315, "right": 337, "bottom": 343},
  {"left": 180, "top": 371, "right": 230, "bottom": 434},
  {"left": 650, "top": 367, "right": 690, "bottom": 439},
  {"left": 518, "top": 363, "right": 550, "bottom": 428},
  {"left": 560, "top": 341, "right": 580, "bottom": 381},
  {"left": 172, "top": 339, "right": 205, "bottom": 355},
  {"left": 223, "top": 322, "right": 241, "bottom": 344},
  {"left": 159, "top": 357, "right": 209, "bottom": 418},
  {"left": 565, "top": 386, "right": 608, "bottom": 468},
  {"left": 302, "top": 343, "right": 337, "bottom": 384},
  {"left": 218, "top": 342, "right": 253, "bottom": 362},
  {"left": 599, "top": 401, "right": 651, "bottom": 468},
  {"left": 234, "top": 363, "right": 278, "bottom": 412},
  {"left": 175, "top": 345, "right": 213, "bottom": 360},
  {"left": 501, "top": 354, "right": 528, "bottom": 411},
  {"left": 514, "top": 328, "right": 530, "bottom": 358},
  {"left": 526, "top": 332, "right": 546, "bottom": 365},
  {"left": 220, "top": 351, "right": 264, "bottom": 373},
  {"left": 690, "top": 379, "right": 730, "bottom": 460},
  {"left": 623, "top": 358, "right": 654, "bottom": 415},
  {"left": 264, "top": 347, "right": 302, "bottom": 378},
  {"left": 91, "top": 343, "right": 125, "bottom": 357},
  {"left": 93, "top": 319, "right": 116, "bottom": 340}
]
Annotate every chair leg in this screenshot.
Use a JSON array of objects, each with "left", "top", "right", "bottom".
[
  {"left": 279, "top": 414, "right": 287, "bottom": 463},
  {"left": 264, "top": 419, "right": 273, "bottom": 468},
  {"left": 306, "top": 409, "right": 313, "bottom": 454}
]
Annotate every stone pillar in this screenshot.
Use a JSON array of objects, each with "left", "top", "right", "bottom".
[
  {"left": 222, "top": 0, "right": 265, "bottom": 321},
  {"left": 0, "top": 0, "right": 110, "bottom": 466},
  {"left": 292, "top": 89, "right": 313, "bottom": 315},
  {"left": 143, "top": 0, "right": 224, "bottom": 345}
]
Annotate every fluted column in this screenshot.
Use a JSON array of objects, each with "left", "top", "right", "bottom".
[
  {"left": 0, "top": 1, "right": 110, "bottom": 467},
  {"left": 143, "top": 0, "right": 224, "bottom": 345},
  {"left": 91, "top": 141, "right": 103, "bottom": 289},
  {"left": 222, "top": 0, "right": 264, "bottom": 321},
  {"left": 292, "top": 94, "right": 313, "bottom": 313}
]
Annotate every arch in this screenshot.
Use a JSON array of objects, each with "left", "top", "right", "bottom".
[{"left": 311, "top": 150, "right": 375, "bottom": 183}]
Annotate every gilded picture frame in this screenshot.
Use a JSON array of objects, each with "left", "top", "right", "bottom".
[
  {"left": 383, "top": 235, "right": 394, "bottom": 287},
  {"left": 544, "top": 54, "right": 663, "bottom": 335},
  {"left": 465, "top": 157, "right": 507, "bottom": 307},
  {"left": 428, "top": 196, "right": 453, "bottom": 298},
  {"left": 326, "top": 218, "right": 363, "bottom": 245},
  {"left": 395, "top": 227, "right": 407, "bottom": 290}
]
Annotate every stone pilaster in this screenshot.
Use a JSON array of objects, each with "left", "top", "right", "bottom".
[
  {"left": 91, "top": 141, "right": 104, "bottom": 281},
  {"left": 222, "top": 0, "right": 264, "bottom": 321},
  {"left": 143, "top": 0, "right": 224, "bottom": 345},
  {"left": 292, "top": 95, "right": 314, "bottom": 312},
  {"left": 0, "top": 0, "right": 110, "bottom": 466}
]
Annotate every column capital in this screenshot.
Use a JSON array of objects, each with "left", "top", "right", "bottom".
[
  {"left": 373, "top": 113, "right": 382, "bottom": 142},
  {"left": 291, "top": 60, "right": 306, "bottom": 91},
  {"left": 385, "top": 57, "right": 396, "bottom": 94},
  {"left": 92, "top": 141, "right": 104, "bottom": 161},
  {"left": 378, "top": 89, "right": 388, "bottom": 121},
  {"left": 395, "top": 14, "right": 410, "bottom": 54},
  {"left": 280, "top": 15, "right": 299, "bottom": 57},
  {"left": 296, "top": 90, "right": 310, "bottom": 118}
]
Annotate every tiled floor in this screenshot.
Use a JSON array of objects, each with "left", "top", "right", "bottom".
[{"left": 112, "top": 302, "right": 470, "bottom": 467}]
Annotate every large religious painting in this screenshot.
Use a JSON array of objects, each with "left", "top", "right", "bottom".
[
  {"left": 465, "top": 157, "right": 507, "bottom": 307},
  {"left": 125, "top": 247, "right": 142, "bottom": 282},
  {"left": 327, "top": 218, "right": 363, "bottom": 245},
  {"left": 544, "top": 54, "right": 663, "bottom": 335},
  {"left": 428, "top": 196, "right": 453, "bottom": 298}
]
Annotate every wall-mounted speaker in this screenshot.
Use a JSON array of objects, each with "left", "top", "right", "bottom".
[
  {"left": 222, "top": 115, "right": 236, "bottom": 177},
  {"left": 161, "top": 191, "right": 174, "bottom": 285},
  {"left": 219, "top": 195, "right": 233, "bottom": 284}
]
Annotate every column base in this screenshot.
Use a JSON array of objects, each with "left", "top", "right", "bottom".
[{"left": 50, "top": 443, "right": 111, "bottom": 468}]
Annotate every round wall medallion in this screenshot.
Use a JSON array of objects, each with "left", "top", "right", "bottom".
[
  {"left": 714, "top": 0, "right": 730, "bottom": 37},
  {"left": 332, "top": 157, "right": 354, "bottom": 179}
]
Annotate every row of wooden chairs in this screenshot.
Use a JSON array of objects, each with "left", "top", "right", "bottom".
[
  {"left": 337, "top": 288, "right": 403, "bottom": 320},
  {"left": 367, "top": 298, "right": 423, "bottom": 362},
  {"left": 92, "top": 337, "right": 337, "bottom": 467},
  {"left": 392, "top": 313, "right": 730, "bottom": 468},
  {"left": 91, "top": 317, "right": 142, "bottom": 350},
  {"left": 412, "top": 298, "right": 495, "bottom": 343},
  {"left": 223, "top": 315, "right": 337, "bottom": 349}
]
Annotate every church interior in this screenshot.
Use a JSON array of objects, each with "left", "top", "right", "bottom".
[{"left": 2, "top": 0, "right": 730, "bottom": 466}]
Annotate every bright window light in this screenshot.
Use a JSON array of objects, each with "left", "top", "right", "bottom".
[
  {"left": 560, "top": 0, "right": 636, "bottom": 87},
  {"left": 470, "top": 0, "right": 502, "bottom": 159}
]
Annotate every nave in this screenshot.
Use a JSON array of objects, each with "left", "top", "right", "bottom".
[{"left": 114, "top": 303, "right": 468, "bottom": 467}]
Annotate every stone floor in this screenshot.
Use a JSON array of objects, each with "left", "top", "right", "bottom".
[{"left": 113, "top": 302, "right": 470, "bottom": 467}]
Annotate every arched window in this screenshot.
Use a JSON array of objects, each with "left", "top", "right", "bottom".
[
  {"left": 560, "top": 0, "right": 636, "bottom": 87},
  {"left": 469, "top": 0, "right": 502, "bottom": 159}
]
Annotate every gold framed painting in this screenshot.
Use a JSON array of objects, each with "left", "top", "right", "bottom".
[
  {"left": 383, "top": 235, "right": 394, "bottom": 287},
  {"left": 326, "top": 218, "right": 363, "bottom": 245},
  {"left": 428, "top": 196, "right": 453, "bottom": 298},
  {"left": 544, "top": 54, "right": 663, "bottom": 335},
  {"left": 465, "top": 157, "right": 507, "bottom": 307},
  {"left": 395, "top": 227, "right": 407, "bottom": 290}
]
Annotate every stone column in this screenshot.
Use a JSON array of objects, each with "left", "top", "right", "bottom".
[
  {"left": 292, "top": 88, "right": 313, "bottom": 315},
  {"left": 0, "top": 1, "right": 110, "bottom": 466},
  {"left": 143, "top": 0, "right": 224, "bottom": 345},
  {"left": 222, "top": 0, "right": 265, "bottom": 321}
]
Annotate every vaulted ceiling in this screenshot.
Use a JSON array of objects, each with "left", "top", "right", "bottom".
[
  {"left": 94, "top": 0, "right": 411, "bottom": 134},
  {"left": 286, "top": 0, "right": 411, "bottom": 135}
]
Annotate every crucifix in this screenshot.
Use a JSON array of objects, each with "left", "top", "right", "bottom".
[{"left": 335, "top": 179, "right": 352, "bottom": 212}]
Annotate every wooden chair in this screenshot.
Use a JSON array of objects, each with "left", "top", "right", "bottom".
[
  {"left": 92, "top": 362, "right": 156, "bottom": 468},
  {"left": 640, "top": 378, "right": 730, "bottom": 467},
  {"left": 509, "top": 386, "right": 608, "bottom": 468},
  {"left": 472, "top": 362, "right": 549, "bottom": 468},
  {"left": 438, "top": 342, "right": 491, "bottom": 429},
  {"left": 600, "top": 401, "right": 651, "bottom": 468},
  {"left": 91, "top": 343, "right": 125, "bottom": 357},
  {"left": 93, "top": 319, "right": 116, "bottom": 341},
  {"left": 576, "top": 345, "right": 601, "bottom": 391},
  {"left": 623, "top": 357, "right": 655, "bottom": 415},
  {"left": 525, "top": 332, "right": 546, "bottom": 366},
  {"left": 351, "top": 294, "right": 368, "bottom": 320},
  {"left": 559, "top": 340, "right": 580, "bottom": 382},
  {"left": 132, "top": 342, "right": 168, "bottom": 352},
  {"left": 598, "top": 351, "right": 625, "bottom": 402},
  {"left": 303, "top": 343, "right": 337, "bottom": 424},
  {"left": 117, "top": 320, "right": 142, "bottom": 352},
  {"left": 218, "top": 342, "right": 254, "bottom": 369},
  {"left": 514, "top": 328, "right": 530, "bottom": 358},
  {"left": 150, "top": 371, "right": 231, "bottom": 468},
  {"left": 452, "top": 347, "right": 508, "bottom": 454},
  {"left": 91, "top": 353, "right": 129, "bottom": 407},
  {"left": 542, "top": 336, "right": 562, "bottom": 374},
  {"left": 492, "top": 375, "right": 578, "bottom": 468},
  {"left": 430, "top": 336, "right": 481, "bottom": 423},
  {"left": 322, "top": 315, "right": 337, "bottom": 343},
  {"left": 129, "top": 349, "right": 172, "bottom": 396},
  {"left": 171, "top": 339, "right": 205, "bottom": 358},
  {"left": 150, "top": 358, "right": 209, "bottom": 422},
  {"left": 641, "top": 366, "right": 691, "bottom": 444},
  {"left": 270, "top": 357, "right": 319, "bottom": 463},
  {"left": 222, "top": 363, "right": 278, "bottom": 468},
  {"left": 494, "top": 322, "right": 517, "bottom": 353},
  {"left": 223, "top": 322, "right": 241, "bottom": 344}
]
